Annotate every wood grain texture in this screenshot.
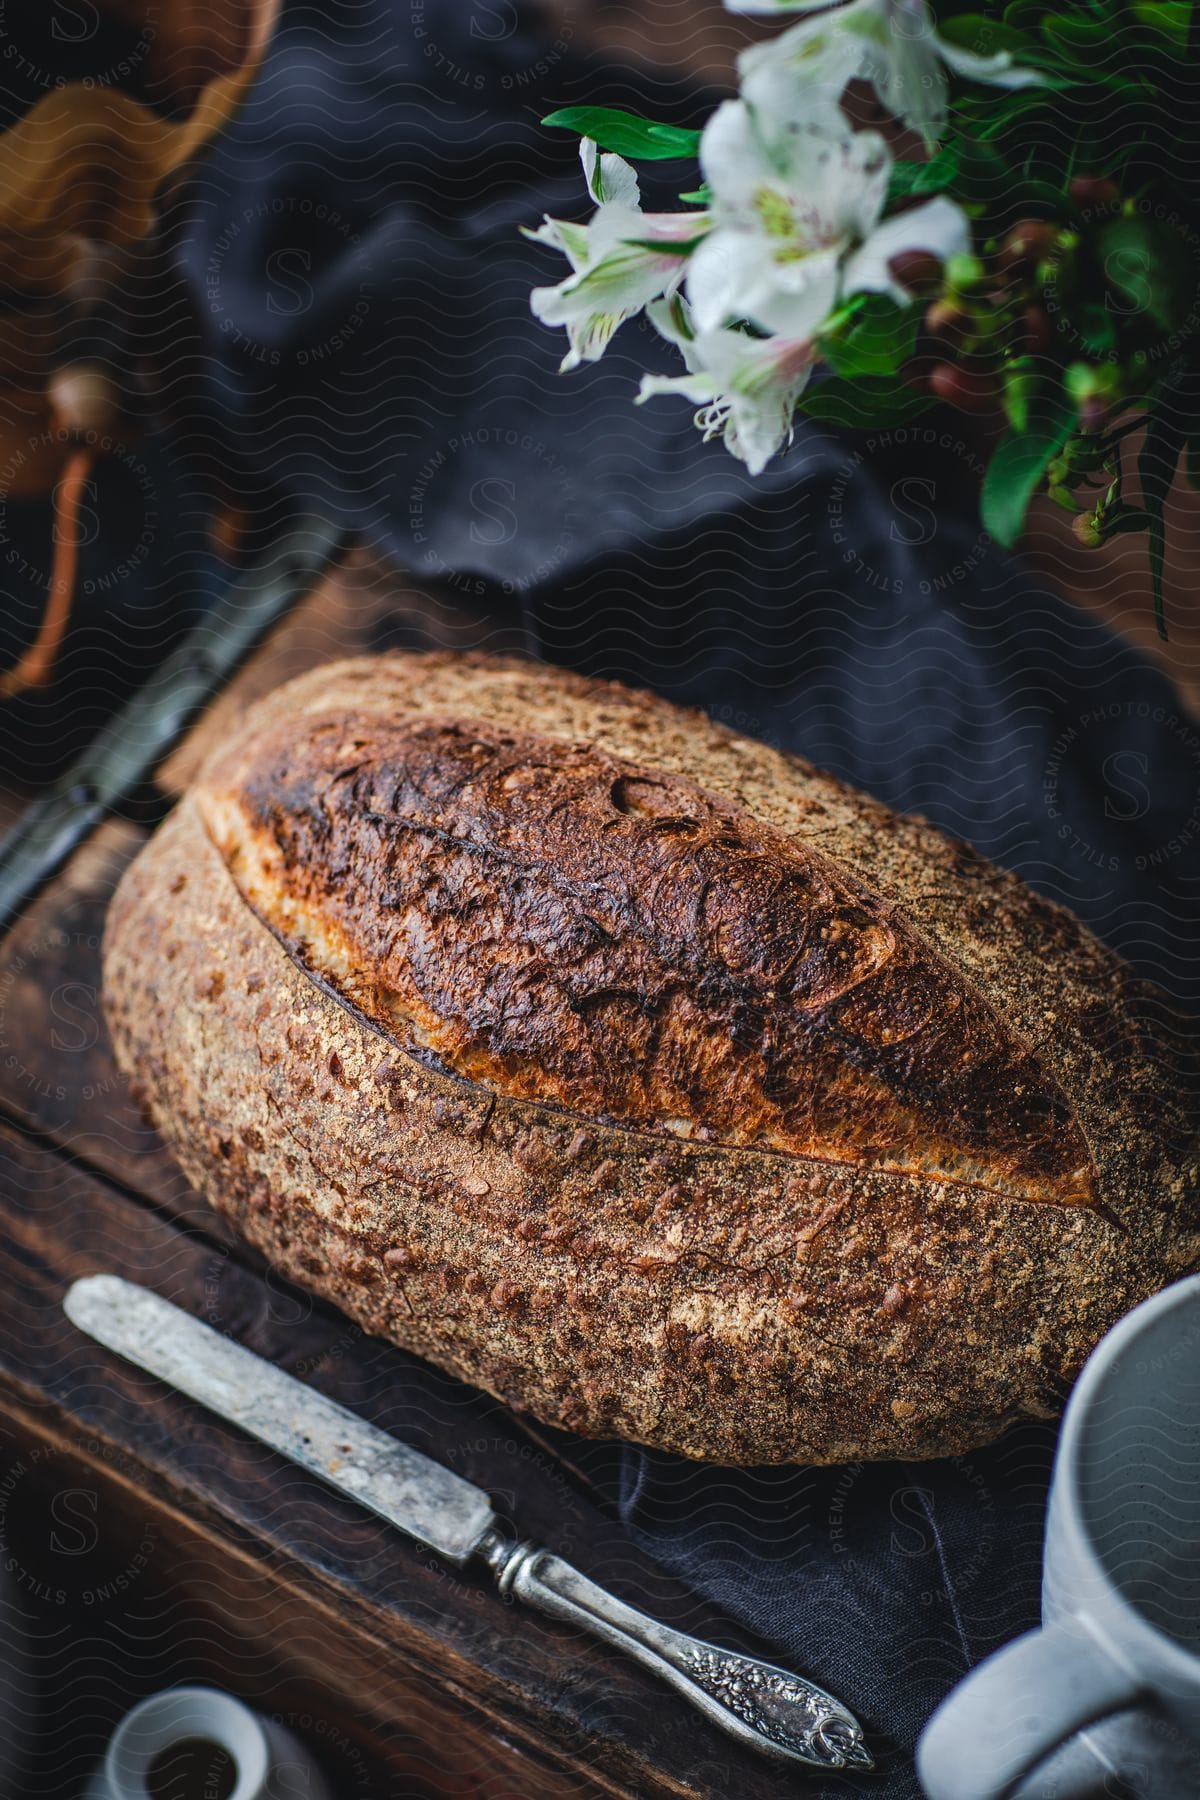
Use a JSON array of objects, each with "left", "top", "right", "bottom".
[
  {"left": 0, "top": 817, "right": 202, "bottom": 1203},
  {"left": 0, "top": 566, "right": 884, "bottom": 1795},
  {"left": 156, "top": 545, "right": 525, "bottom": 797},
  {"left": 104, "top": 652, "right": 1200, "bottom": 1465},
  {"left": 0, "top": 1397, "right": 577, "bottom": 1800},
  {"left": 0, "top": 1122, "right": 859, "bottom": 1799}
]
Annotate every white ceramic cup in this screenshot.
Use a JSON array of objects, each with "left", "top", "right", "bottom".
[
  {"left": 87, "top": 1685, "right": 333, "bottom": 1800},
  {"left": 918, "top": 1273, "right": 1200, "bottom": 1800}
]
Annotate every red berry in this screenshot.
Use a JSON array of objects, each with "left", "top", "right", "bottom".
[
  {"left": 1013, "top": 306, "right": 1055, "bottom": 355},
  {"left": 997, "top": 220, "right": 1060, "bottom": 277},
  {"left": 1068, "top": 176, "right": 1119, "bottom": 211},
  {"left": 887, "top": 249, "right": 945, "bottom": 297},
  {"left": 1077, "top": 395, "right": 1110, "bottom": 432},
  {"left": 925, "top": 299, "right": 970, "bottom": 348},
  {"left": 930, "top": 363, "right": 1000, "bottom": 411}
]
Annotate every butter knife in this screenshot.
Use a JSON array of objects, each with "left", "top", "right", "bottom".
[
  {"left": 0, "top": 515, "right": 347, "bottom": 936},
  {"left": 64, "top": 1274, "right": 872, "bottom": 1775}
]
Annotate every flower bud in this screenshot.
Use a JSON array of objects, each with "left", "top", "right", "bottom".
[
  {"left": 924, "top": 299, "right": 970, "bottom": 348},
  {"left": 887, "top": 249, "right": 945, "bottom": 297},
  {"left": 944, "top": 252, "right": 986, "bottom": 294},
  {"left": 1065, "top": 361, "right": 1121, "bottom": 430},
  {"left": 997, "top": 221, "right": 1060, "bottom": 278},
  {"left": 1013, "top": 306, "right": 1054, "bottom": 355},
  {"left": 930, "top": 363, "right": 999, "bottom": 411},
  {"left": 1068, "top": 176, "right": 1119, "bottom": 211}
]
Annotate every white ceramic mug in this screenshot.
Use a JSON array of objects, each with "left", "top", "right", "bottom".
[
  {"left": 918, "top": 1274, "right": 1200, "bottom": 1800},
  {"left": 87, "top": 1685, "right": 333, "bottom": 1800}
]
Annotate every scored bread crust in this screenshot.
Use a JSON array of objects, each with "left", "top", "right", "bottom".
[{"left": 102, "top": 652, "right": 1200, "bottom": 1463}]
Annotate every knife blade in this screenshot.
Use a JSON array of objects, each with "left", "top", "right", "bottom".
[
  {"left": 64, "top": 1274, "right": 873, "bottom": 1775},
  {"left": 65, "top": 1272, "right": 492, "bottom": 1563},
  {"left": 0, "top": 515, "right": 347, "bottom": 937}
]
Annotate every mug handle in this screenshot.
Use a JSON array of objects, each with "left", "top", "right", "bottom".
[{"left": 916, "top": 1620, "right": 1142, "bottom": 1800}]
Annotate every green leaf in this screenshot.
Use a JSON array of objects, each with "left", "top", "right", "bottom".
[
  {"left": 939, "top": 14, "right": 1041, "bottom": 58},
  {"left": 624, "top": 235, "right": 708, "bottom": 257},
  {"left": 1003, "top": 0, "right": 1068, "bottom": 31},
  {"left": 821, "top": 297, "right": 920, "bottom": 379},
  {"left": 1098, "top": 215, "right": 1195, "bottom": 335},
  {"left": 1104, "top": 507, "right": 1156, "bottom": 534},
  {"left": 1003, "top": 361, "right": 1039, "bottom": 433},
  {"left": 1129, "top": 0, "right": 1191, "bottom": 44},
  {"left": 980, "top": 388, "right": 1075, "bottom": 547},
  {"left": 951, "top": 136, "right": 1017, "bottom": 205},
  {"left": 1185, "top": 436, "right": 1200, "bottom": 489},
  {"left": 1076, "top": 301, "right": 1118, "bottom": 356},
  {"left": 1041, "top": 14, "right": 1128, "bottom": 64},
  {"left": 1139, "top": 405, "right": 1184, "bottom": 637},
  {"left": 542, "top": 107, "right": 701, "bottom": 161},
  {"left": 887, "top": 144, "right": 959, "bottom": 203},
  {"left": 799, "top": 377, "right": 936, "bottom": 427}
]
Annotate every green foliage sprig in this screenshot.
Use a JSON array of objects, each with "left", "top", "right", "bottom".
[{"left": 528, "top": 0, "right": 1200, "bottom": 633}]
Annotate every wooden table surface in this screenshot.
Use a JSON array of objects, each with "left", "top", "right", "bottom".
[{"left": 0, "top": 552, "right": 875, "bottom": 1799}]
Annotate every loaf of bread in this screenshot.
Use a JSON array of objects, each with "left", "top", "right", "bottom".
[{"left": 103, "top": 653, "right": 1200, "bottom": 1463}]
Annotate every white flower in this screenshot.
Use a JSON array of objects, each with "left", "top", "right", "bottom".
[
  {"left": 842, "top": 194, "right": 969, "bottom": 300},
  {"left": 636, "top": 297, "right": 817, "bottom": 474},
  {"left": 579, "top": 137, "right": 639, "bottom": 209},
  {"left": 687, "top": 100, "right": 967, "bottom": 337},
  {"left": 527, "top": 140, "right": 709, "bottom": 370},
  {"left": 687, "top": 102, "right": 888, "bottom": 337},
  {"left": 733, "top": 0, "right": 1044, "bottom": 148}
]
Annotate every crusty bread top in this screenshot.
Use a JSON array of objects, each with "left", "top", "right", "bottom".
[{"left": 196, "top": 652, "right": 1197, "bottom": 1229}]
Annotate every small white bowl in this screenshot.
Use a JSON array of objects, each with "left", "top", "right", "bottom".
[{"left": 86, "top": 1685, "right": 332, "bottom": 1800}]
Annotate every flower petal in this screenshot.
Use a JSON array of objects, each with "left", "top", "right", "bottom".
[
  {"left": 708, "top": 330, "right": 816, "bottom": 472},
  {"left": 637, "top": 367, "right": 717, "bottom": 406},
  {"left": 842, "top": 195, "right": 969, "bottom": 300},
  {"left": 646, "top": 295, "right": 703, "bottom": 366},
  {"left": 939, "top": 41, "right": 1045, "bottom": 90},
  {"left": 862, "top": 7, "right": 947, "bottom": 146},
  {"left": 580, "top": 138, "right": 641, "bottom": 208},
  {"left": 739, "top": 12, "right": 868, "bottom": 120},
  {"left": 698, "top": 100, "right": 766, "bottom": 215},
  {"left": 685, "top": 227, "right": 758, "bottom": 331},
  {"left": 686, "top": 226, "right": 840, "bottom": 337},
  {"left": 639, "top": 321, "right": 816, "bottom": 474},
  {"left": 726, "top": 0, "right": 848, "bottom": 14},
  {"left": 523, "top": 215, "right": 592, "bottom": 271},
  {"left": 532, "top": 238, "right": 687, "bottom": 368},
  {"left": 693, "top": 91, "right": 890, "bottom": 335}
]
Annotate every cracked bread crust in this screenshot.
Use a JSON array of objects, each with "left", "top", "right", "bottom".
[{"left": 102, "top": 652, "right": 1200, "bottom": 1462}]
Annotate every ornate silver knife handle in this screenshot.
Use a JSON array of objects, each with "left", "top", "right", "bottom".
[
  {"left": 64, "top": 1276, "right": 872, "bottom": 1777},
  {"left": 477, "top": 1531, "right": 873, "bottom": 1773}
]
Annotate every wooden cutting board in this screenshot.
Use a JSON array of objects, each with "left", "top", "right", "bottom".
[{"left": 0, "top": 551, "right": 872, "bottom": 1800}]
